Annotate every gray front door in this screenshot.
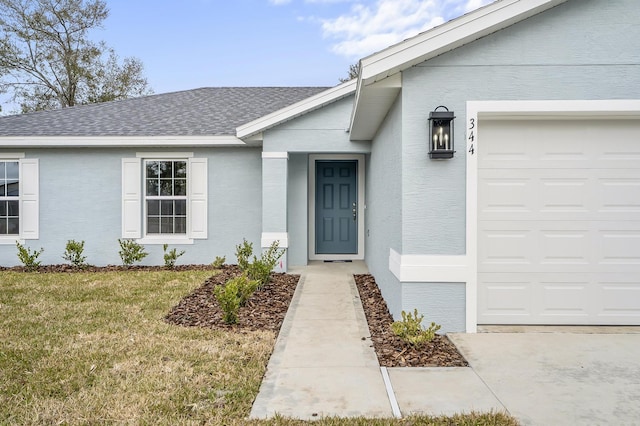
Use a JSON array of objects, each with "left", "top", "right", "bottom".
[{"left": 315, "top": 160, "right": 357, "bottom": 254}]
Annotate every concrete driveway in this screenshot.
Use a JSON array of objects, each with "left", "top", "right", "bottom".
[{"left": 448, "top": 329, "right": 640, "bottom": 426}]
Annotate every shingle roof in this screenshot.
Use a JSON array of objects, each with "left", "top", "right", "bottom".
[{"left": 0, "top": 87, "right": 329, "bottom": 137}]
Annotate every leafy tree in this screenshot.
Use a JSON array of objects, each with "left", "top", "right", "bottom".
[
  {"left": 0, "top": 0, "right": 152, "bottom": 113},
  {"left": 339, "top": 62, "right": 360, "bottom": 83}
]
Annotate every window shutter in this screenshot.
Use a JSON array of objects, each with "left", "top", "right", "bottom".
[
  {"left": 189, "top": 158, "right": 207, "bottom": 239},
  {"left": 121, "top": 158, "right": 142, "bottom": 238},
  {"left": 20, "top": 159, "right": 39, "bottom": 239}
]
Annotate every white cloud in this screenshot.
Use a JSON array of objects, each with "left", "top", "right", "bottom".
[
  {"left": 269, "top": 0, "right": 292, "bottom": 5},
  {"left": 320, "top": 0, "right": 494, "bottom": 58}
]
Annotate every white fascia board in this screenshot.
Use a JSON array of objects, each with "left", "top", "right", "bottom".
[
  {"left": 236, "top": 80, "right": 357, "bottom": 139},
  {"left": 359, "top": 0, "right": 569, "bottom": 85},
  {"left": 0, "top": 135, "right": 247, "bottom": 148},
  {"left": 471, "top": 99, "right": 640, "bottom": 119}
]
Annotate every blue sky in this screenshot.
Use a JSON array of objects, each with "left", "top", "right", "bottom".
[{"left": 100, "top": 0, "right": 493, "bottom": 94}]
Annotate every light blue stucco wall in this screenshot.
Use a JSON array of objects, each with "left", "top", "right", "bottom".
[
  {"left": 287, "top": 153, "right": 308, "bottom": 266},
  {"left": 401, "top": 0, "right": 640, "bottom": 255},
  {"left": 402, "top": 283, "right": 466, "bottom": 333},
  {"left": 0, "top": 147, "right": 262, "bottom": 267},
  {"left": 365, "top": 94, "right": 403, "bottom": 317}
]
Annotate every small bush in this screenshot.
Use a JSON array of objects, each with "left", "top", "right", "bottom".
[
  {"left": 62, "top": 240, "right": 87, "bottom": 268},
  {"left": 16, "top": 241, "right": 43, "bottom": 272},
  {"left": 391, "top": 309, "right": 441, "bottom": 347},
  {"left": 162, "top": 244, "right": 185, "bottom": 269},
  {"left": 247, "top": 240, "right": 285, "bottom": 288},
  {"left": 235, "top": 239, "right": 253, "bottom": 271},
  {"left": 213, "top": 279, "right": 241, "bottom": 324},
  {"left": 118, "top": 239, "right": 148, "bottom": 267},
  {"left": 234, "top": 274, "right": 260, "bottom": 307},
  {"left": 211, "top": 256, "right": 226, "bottom": 269}
]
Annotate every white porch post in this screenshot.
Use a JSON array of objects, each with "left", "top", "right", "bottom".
[{"left": 261, "top": 152, "right": 289, "bottom": 272}]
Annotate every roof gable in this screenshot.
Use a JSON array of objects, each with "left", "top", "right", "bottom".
[{"left": 349, "top": 0, "right": 570, "bottom": 140}]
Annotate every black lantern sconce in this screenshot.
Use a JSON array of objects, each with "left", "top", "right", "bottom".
[{"left": 428, "top": 106, "right": 455, "bottom": 159}]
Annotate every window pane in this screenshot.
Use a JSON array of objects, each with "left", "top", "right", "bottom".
[
  {"left": 147, "top": 200, "right": 160, "bottom": 215},
  {"left": 6, "top": 162, "right": 18, "bottom": 179},
  {"left": 7, "top": 201, "right": 18, "bottom": 216},
  {"left": 7, "top": 218, "right": 18, "bottom": 234},
  {"left": 0, "top": 182, "right": 5, "bottom": 197},
  {"left": 0, "top": 219, "right": 5, "bottom": 234},
  {"left": 146, "top": 179, "right": 159, "bottom": 196},
  {"left": 174, "top": 161, "right": 187, "bottom": 178},
  {"left": 161, "top": 200, "right": 174, "bottom": 215},
  {"left": 160, "top": 161, "right": 172, "bottom": 178},
  {"left": 175, "top": 200, "right": 186, "bottom": 215},
  {"left": 175, "top": 179, "right": 186, "bottom": 196},
  {"left": 160, "top": 217, "right": 173, "bottom": 233},
  {"left": 0, "top": 163, "right": 5, "bottom": 178},
  {"left": 6, "top": 181, "right": 18, "bottom": 196},
  {"left": 0, "top": 201, "right": 5, "bottom": 216},
  {"left": 175, "top": 217, "right": 186, "bottom": 234},
  {"left": 147, "top": 217, "right": 159, "bottom": 234},
  {"left": 146, "top": 161, "right": 160, "bottom": 178},
  {"left": 160, "top": 179, "right": 173, "bottom": 196}
]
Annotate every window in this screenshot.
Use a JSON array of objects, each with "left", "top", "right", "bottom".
[
  {"left": 121, "top": 155, "right": 207, "bottom": 243},
  {"left": 145, "top": 160, "right": 187, "bottom": 234},
  {"left": 0, "top": 156, "right": 38, "bottom": 243},
  {"left": 0, "top": 161, "right": 19, "bottom": 235}
]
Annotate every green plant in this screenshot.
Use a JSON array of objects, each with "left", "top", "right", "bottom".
[
  {"left": 391, "top": 309, "right": 441, "bottom": 347},
  {"left": 162, "top": 244, "right": 185, "bottom": 269},
  {"left": 211, "top": 255, "right": 226, "bottom": 269},
  {"left": 16, "top": 241, "right": 43, "bottom": 271},
  {"left": 213, "top": 279, "right": 241, "bottom": 324},
  {"left": 117, "top": 239, "right": 148, "bottom": 267},
  {"left": 234, "top": 274, "right": 260, "bottom": 306},
  {"left": 62, "top": 239, "right": 87, "bottom": 268},
  {"left": 246, "top": 240, "right": 285, "bottom": 288},
  {"left": 235, "top": 239, "right": 253, "bottom": 271}
]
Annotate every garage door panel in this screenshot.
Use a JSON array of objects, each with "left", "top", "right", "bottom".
[{"left": 478, "top": 119, "right": 640, "bottom": 325}]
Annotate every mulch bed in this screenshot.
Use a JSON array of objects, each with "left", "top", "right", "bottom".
[{"left": 354, "top": 273, "right": 468, "bottom": 367}]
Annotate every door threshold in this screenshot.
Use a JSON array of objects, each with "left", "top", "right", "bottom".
[{"left": 323, "top": 259, "right": 353, "bottom": 263}]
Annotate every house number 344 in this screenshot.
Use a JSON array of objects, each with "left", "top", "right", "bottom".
[{"left": 468, "top": 118, "right": 475, "bottom": 155}]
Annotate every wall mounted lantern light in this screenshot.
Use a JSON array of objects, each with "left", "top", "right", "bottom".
[{"left": 428, "top": 106, "right": 455, "bottom": 159}]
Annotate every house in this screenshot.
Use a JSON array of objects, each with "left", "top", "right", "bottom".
[{"left": 1, "top": 0, "right": 639, "bottom": 332}]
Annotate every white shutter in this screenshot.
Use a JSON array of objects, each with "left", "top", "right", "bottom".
[
  {"left": 189, "top": 158, "right": 208, "bottom": 239},
  {"left": 20, "top": 159, "right": 39, "bottom": 239},
  {"left": 121, "top": 158, "right": 142, "bottom": 238}
]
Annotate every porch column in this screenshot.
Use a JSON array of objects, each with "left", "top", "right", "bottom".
[{"left": 261, "top": 152, "right": 289, "bottom": 272}]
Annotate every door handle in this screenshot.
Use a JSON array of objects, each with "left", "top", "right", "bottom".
[{"left": 352, "top": 202, "right": 357, "bottom": 221}]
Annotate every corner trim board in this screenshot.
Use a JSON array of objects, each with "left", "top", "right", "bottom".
[
  {"left": 262, "top": 152, "right": 289, "bottom": 160},
  {"left": 388, "top": 249, "right": 468, "bottom": 282}
]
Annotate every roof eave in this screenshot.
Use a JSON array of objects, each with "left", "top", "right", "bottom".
[
  {"left": 349, "top": 0, "right": 570, "bottom": 140},
  {"left": 0, "top": 135, "right": 248, "bottom": 148}
]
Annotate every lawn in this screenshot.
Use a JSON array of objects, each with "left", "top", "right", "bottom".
[{"left": 0, "top": 270, "right": 517, "bottom": 425}]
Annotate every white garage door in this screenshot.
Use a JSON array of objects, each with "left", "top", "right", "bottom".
[{"left": 478, "top": 119, "right": 640, "bottom": 325}]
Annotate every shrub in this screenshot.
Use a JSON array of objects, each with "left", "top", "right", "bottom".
[
  {"left": 246, "top": 240, "right": 285, "bottom": 288},
  {"left": 390, "top": 309, "right": 441, "bottom": 347},
  {"left": 235, "top": 239, "right": 253, "bottom": 271},
  {"left": 16, "top": 241, "right": 43, "bottom": 272},
  {"left": 62, "top": 239, "right": 87, "bottom": 268},
  {"left": 233, "top": 274, "right": 260, "bottom": 307},
  {"left": 162, "top": 244, "right": 185, "bottom": 269},
  {"left": 118, "top": 239, "right": 148, "bottom": 267},
  {"left": 211, "top": 256, "right": 226, "bottom": 269},
  {"left": 213, "top": 279, "right": 241, "bottom": 324}
]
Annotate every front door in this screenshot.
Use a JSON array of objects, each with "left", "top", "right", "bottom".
[{"left": 315, "top": 160, "right": 358, "bottom": 254}]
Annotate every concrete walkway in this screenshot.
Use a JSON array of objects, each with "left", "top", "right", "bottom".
[{"left": 250, "top": 261, "right": 640, "bottom": 424}]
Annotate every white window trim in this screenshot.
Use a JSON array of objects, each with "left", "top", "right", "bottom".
[
  {"left": 0, "top": 155, "right": 38, "bottom": 244},
  {"left": 121, "top": 154, "right": 207, "bottom": 244}
]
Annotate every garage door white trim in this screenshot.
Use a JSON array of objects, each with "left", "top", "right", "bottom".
[{"left": 466, "top": 100, "right": 640, "bottom": 332}]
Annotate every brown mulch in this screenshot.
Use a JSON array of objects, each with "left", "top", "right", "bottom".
[
  {"left": 354, "top": 273, "right": 468, "bottom": 367},
  {"left": 164, "top": 265, "right": 299, "bottom": 332}
]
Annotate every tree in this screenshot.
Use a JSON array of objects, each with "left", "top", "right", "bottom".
[
  {"left": 339, "top": 62, "right": 360, "bottom": 83},
  {"left": 0, "top": 0, "right": 151, "bottom": 113}
]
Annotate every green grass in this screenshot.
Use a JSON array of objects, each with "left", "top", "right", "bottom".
[{"left": 0, "top": 271, "right": 518, "bottom": 425}]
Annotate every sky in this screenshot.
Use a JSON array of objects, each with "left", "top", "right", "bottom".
[
  {"left": 1, "top": 0, "right": 494, "bottom": 112},
  {"left": 100, "top": 0, "right": 493, "bottom": 93}
]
